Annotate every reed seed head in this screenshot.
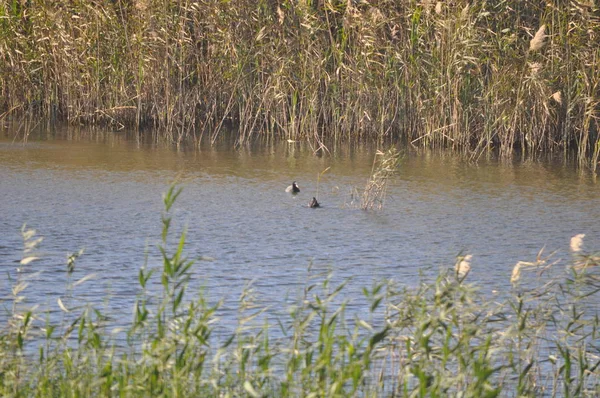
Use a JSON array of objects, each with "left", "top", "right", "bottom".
[
  {"left": 455, "top": 254, "right": 472, "bottom": 279},
  {"left": 529, "top": 62, "right": 543, "bottom": 76},
  {"left": 529, "top": 25, "right": 547, "bottom": 52},
  {"left": 135, "top": 0, "right": 148, "bottom": 11},
  {"left": 551, "top": 91, "right": 562, "bottom": 104},
  {"left": 570, "top": 234, "right": 585, "bottom": 253},
  {"left": 510, "top": 262, "right": 523, "bottom": 284},
  {"left": 460, "top": 4, "right": 469, "bottom": 19}
]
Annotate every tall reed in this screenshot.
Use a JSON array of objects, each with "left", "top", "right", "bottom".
[{"left": 1, "top": 1, "right": 598, "bottom": 165}]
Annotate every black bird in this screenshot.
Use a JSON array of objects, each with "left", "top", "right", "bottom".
[
  {"left": 309, "top": 197, "right": 320, "bottom": 208},
  {"left": 285, "top": 181, "right": 300, "bottom": 194}
]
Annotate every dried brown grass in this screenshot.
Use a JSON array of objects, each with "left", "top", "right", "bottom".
[
  {"left": 0, "top": 1, "right": 598, "bottom": 167},
  {"left": 360, "top": 148, "right": 401, "bottom": 210}
]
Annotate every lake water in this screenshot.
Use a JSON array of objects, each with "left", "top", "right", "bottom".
[{"left": 1, "top": 127, "right": 600, "bottom": 334}]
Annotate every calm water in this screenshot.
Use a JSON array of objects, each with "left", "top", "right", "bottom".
[{"left": 1, "top": 128, "right": 600, "bottom": 333}]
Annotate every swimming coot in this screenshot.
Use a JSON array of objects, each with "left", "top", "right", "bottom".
[
  {"left": 309, "top": 197, "right": 320, "bottom": 208},
  {"left": 285, "top": 181, "right": 300, "bottom": 193}
]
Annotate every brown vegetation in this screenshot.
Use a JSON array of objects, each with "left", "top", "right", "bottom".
[{"left": 0, "top": 1, "right": 598, "bottom": 166}]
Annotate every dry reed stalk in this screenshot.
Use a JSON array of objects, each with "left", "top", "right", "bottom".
[
  {"left": 360, "top": 148, "right": 401, "bottom": 210},
  {"left": 592, "top": 139, "right": 600, "bottom": 174}
]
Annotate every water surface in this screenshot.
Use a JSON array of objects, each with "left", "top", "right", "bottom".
[{"left": 1, "top": 129, "right": 599, "bottom": 333}]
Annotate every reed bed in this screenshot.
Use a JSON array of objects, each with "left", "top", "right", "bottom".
[
  {"left": 1, "top": 185, "right": 599, "bottom": 397},
  {"left": 1, "top": 1, "right": 599, "bottom": 165}
]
